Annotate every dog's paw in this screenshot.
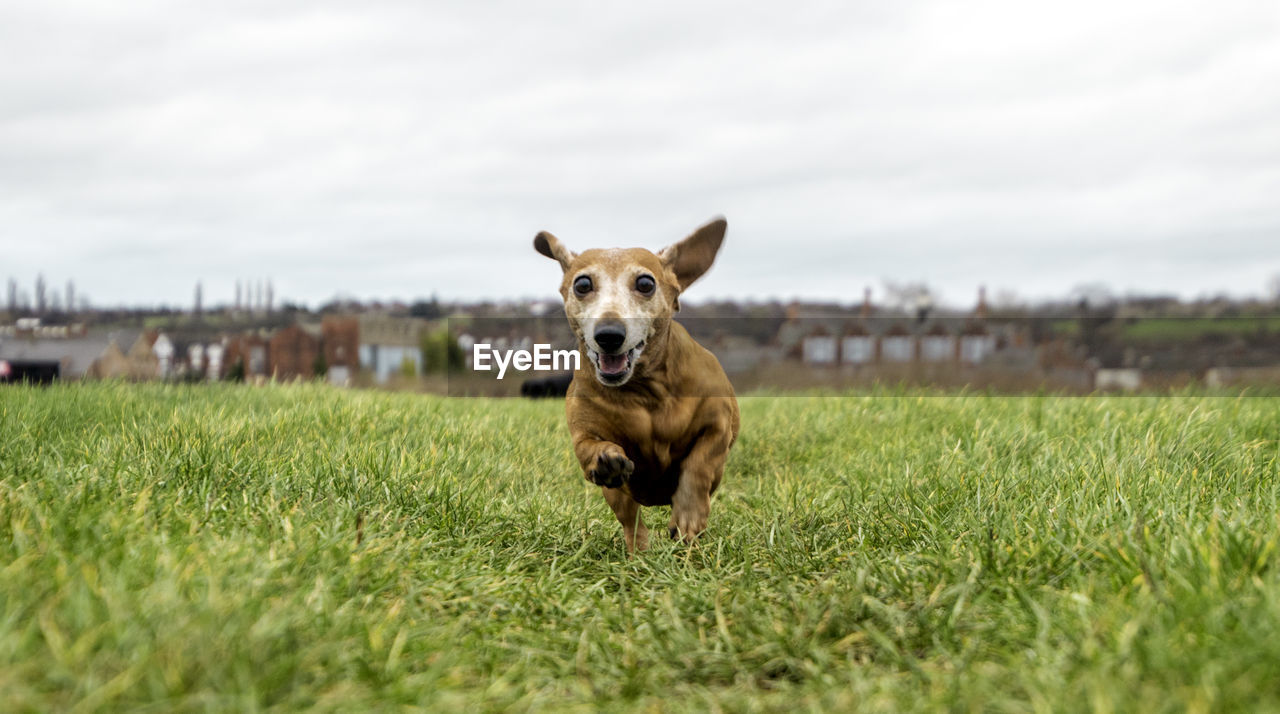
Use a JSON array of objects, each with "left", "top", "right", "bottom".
[
  {"left": 667, "top": 510, "right": 708, "bottom": 544},
  {"left": 587, "top": 448, "right": 634, "bottom": 489}
]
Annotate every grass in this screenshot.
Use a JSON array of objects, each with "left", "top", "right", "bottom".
[
  {"left": 1120, "top": 317, "right": 1280, "bottom": 341},
  {"left": 1, "top": 383, "right": 1278, "bottom": 712},
  {"left": 1048, "top": 316, "right": 1280, "bottom": 341}
]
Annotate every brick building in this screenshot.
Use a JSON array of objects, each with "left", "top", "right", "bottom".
[
  {"left": 268, "top": 324, "right": 321, "bottom": 380},
  {"left": 322, "top": 316, "right": 359, "bottom": 384}
]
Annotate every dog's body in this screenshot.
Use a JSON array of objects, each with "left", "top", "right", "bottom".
[{"left": 534, "top": 218, "right": 739, "bottom": 552}]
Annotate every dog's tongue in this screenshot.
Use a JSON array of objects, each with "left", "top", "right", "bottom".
[{"left": 598, "top": 352, "right": 628, "bottom": 375}]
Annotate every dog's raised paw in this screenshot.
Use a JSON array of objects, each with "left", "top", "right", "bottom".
[{"left": 588, "top": 450, "right": 634, "bottom": 489}]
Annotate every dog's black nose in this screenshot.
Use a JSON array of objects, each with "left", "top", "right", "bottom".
[{"left": 594, "top": 323, "right": 627, "bottom": 354}]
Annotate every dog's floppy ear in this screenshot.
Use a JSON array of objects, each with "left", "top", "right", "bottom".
[
  {"left": 533, "top": 231, "right": 576, "bottom": 272},
  {"left": 659, "top": 217, "right": 726, "bottom": 292}
]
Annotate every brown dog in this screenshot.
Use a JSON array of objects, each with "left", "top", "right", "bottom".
[{"left": 534, "top": 217, "right": 740, "bottom": 553}]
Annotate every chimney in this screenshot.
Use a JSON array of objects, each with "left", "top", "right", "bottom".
[
  {"left": 976, "top": 285, "right": 988, "bottom": 319},
  {"left": 860, "top": 287, "right": 872, "bottom": 319}
]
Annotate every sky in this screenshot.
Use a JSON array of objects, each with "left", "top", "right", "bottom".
[{"left": 2, "top": 0, "right": 1278, "bottom": 310}]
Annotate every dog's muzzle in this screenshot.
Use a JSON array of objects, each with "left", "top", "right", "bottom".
[
  {"left": 586, "top": 327, "right": 644, "bottom": 387},
  {"left": 588, "top": 342, "right": 645, "bottom": 385},
  {"left": 593, "top": 324, "right": 627, "bottom": 354}
]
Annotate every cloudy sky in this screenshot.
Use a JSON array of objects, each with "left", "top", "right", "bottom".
[{"left": 2, "top": 0, "right": 1278, "bottom": 309}]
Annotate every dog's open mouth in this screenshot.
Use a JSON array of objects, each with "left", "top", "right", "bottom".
[{"left": 590, "top": 341, "right": 644, "bottom": 385}]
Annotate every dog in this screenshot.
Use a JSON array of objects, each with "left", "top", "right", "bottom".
[
  {"left": 534, "top": 217, "right": 739, "bottom": 553},
  {"left": 520, "top": 373, "right": 574, "bottom": 398}
]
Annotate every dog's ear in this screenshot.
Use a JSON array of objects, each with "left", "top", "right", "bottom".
[
  {"left": 533, "top": 231, "right": 576, "bottom": 272},
  {"left": 659, "top": 217, "right": 726, "bottom": 292}
]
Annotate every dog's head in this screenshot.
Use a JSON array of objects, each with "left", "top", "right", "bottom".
[{"left": 533, "top": 217, "right": 726, "bottom": 387}]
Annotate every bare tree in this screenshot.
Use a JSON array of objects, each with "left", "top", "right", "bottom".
[
  {"left": 35, "top": 274, "right": 47, "bottom": 314},
  {"left": 882, "top": 280, "right": 937, "bottom": 323},
  {"left": 6, "top": 278, "right": 15, "bottom": 314},
  {"left": 993, "top": 288, "right": 1024, "bottom": 310},
  {"left": 65, "top": 280, "right": 76, "bottom": 315},
  {"left": 881, "top": 280, "right": 936, "bottom": 313},
  {"left": 1069, "top": 282, "right": 1115, "bottom": 311}
]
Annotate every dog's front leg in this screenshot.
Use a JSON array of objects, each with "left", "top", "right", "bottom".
[
  {"left": 573, "top": 437, "right": 634, "bottom": 489},
  {"left": 603, "top": 487, "right": 649, "bottom": 554},
  {"left": 668, "top": 422, "right": 733, "bottom": 543}
]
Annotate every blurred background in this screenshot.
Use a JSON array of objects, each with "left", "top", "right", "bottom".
[{"left": 2, "top": 1, "right": 1278, "bottom": 391}]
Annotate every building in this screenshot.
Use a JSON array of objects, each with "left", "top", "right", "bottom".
[
  {"left": 358, "top": 315, "right": 430, "bottom": 383},
  {"left": 786, "top": 287, "right": 1008, "bottom": 368},
  {"left": 268, "top": 324, "right": 322, "bottom": 381},
  {"left": 224, "top": 331, "right": 271, "bottom": 379},
  {"left": 0, "top": 328, "right": 146, "bottom": 381},
  {"left": 321, "top": 316, "right": 359, "bottom": 386}
]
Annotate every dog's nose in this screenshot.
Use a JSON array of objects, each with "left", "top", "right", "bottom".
[{"left": 593, "top": 323, "right": 627, "bottom": 354}]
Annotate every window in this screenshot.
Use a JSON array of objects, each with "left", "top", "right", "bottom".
[
  {"left": 803, "top": 336, "right": 837, "bottom": 364},
  {"left": 921, "top": 336, "right": 955, "bottom": 362},
  {"left": 960, "top": 335, "right": 995, "bottom": 364},
  {"left": 842, "top": 336, "right": 874, "bottom": 363},
  {"left": 882, "top": 336, "right": 914, "bottom": 362}
]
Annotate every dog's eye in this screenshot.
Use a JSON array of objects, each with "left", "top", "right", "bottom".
[
  {"left": 635, "top": 275, "right": 656, "bottom": 296},
  {"left": 572, "top": 275, "right": 593, "bottom": 297}
]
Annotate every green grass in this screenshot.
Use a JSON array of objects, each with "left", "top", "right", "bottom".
[
  {"left": 1120, "top": 317, "right": 1280, "bottom": 341},
  {"left": 1048, "top": 316, "right": 1280, "bottom": 341},
  {"left": 2, "top": 384, "right": 1278, "bottom": 712}
]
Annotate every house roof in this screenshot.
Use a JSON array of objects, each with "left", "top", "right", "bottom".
[{"left": 0, "top": 335, "right": 115, "bottom": 377}]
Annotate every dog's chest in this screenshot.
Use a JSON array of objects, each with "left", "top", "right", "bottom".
[{"left": 611, "top": 397, "right": 698, "bottom": 470}]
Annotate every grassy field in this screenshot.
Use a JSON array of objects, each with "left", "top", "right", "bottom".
[
  {"left": 1048, "top": 316, "right": 1280, "bottom": 341},
  {"left": 2, "top": 384, "right": 1278, "bottom": 712},
  {"left": 1120, "top": 317, "right": 1280, "bottom": 341}
]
